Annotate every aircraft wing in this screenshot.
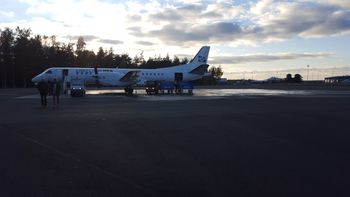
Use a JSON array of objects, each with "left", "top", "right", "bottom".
[{"left": 120, "top": 71, "right": 140, "bottom": 83}]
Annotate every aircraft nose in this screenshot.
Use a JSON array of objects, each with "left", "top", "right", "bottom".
[{"left": 32, "top": 76, "right": 40, "bottom": 83}]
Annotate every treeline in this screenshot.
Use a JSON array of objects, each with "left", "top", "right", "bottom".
[{"left": 0, "top": 27, "right": 190, "bottom": 88}]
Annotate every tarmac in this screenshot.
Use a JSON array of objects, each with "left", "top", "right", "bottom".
[{"left": 1, "top": 86, "right": 350, "bottom": 197}]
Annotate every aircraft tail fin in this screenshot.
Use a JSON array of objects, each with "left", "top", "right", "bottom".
[{"left": 189, "top": 46, "right": 210, "bottom": 65}]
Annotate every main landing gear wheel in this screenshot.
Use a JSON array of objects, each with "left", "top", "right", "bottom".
[{"left": 124, "top": 86, "right": 134, "bottom": 95}]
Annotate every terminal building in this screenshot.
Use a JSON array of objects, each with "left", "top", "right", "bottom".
[{"left": 324, "top": 76, "right": 350, "bottom": 84}]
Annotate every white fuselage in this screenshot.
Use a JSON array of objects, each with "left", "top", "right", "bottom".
[
  {"left": 32, "top": 46, "right": 211, "bottom": 87},
  {"left": 32, "top": 66, "right": 206, "bottom": 85}
]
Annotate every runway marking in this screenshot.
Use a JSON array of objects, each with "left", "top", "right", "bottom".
[{"left": 7, "top": 129, "right": 158, "bottom": 196}]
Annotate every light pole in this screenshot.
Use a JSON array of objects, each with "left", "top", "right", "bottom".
[{"left": 307, "top": 65, "right": 310, "bottom": 81}]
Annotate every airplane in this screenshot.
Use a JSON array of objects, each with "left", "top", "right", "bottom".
[{"left": 31, "top": 46, "right": 211, "bottom": 94}]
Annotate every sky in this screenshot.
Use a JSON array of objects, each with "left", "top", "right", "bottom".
[{"left": 1, "top": 0, "right": 350, "bottom": 80}]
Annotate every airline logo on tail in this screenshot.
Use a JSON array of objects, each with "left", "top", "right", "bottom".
[{"left": 198, "top": 55, "right": 207, "bottom": 63}]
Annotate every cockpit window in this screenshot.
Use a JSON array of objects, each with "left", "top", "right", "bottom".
[{"left": 45, "top": 70, "right": 52, "bottom": 74}]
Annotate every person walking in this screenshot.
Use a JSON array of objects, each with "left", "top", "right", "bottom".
[
  {"left": 37, "top": 80, "right": 48, "bottom": 107},
  {"left": 52, "top": 79, "right": 61, "bottom": 105}
]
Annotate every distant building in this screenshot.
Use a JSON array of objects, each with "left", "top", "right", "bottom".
[{"left": 324, "top": 76, "right": 350, "bottom": 84}]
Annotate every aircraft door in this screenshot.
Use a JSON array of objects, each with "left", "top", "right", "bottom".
[
  {"left": 62, "top": 69, "right": 68, "bottom": 81},
  {"left": 174, "top": 72, "right": 183, "bottom": 82},
  {"left": 62, "top": 69, "right": 68, "bottom": 78},
  {"left": 174, "top": 72, "right": 183, "bottom": 93}
]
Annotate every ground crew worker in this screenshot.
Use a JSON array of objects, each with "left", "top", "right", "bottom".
[
  {"left": 52, "top": 79, "right": 61, "bottom": 105},
  {"left": 37, "top": 80, "right": 48, "bottom": 107}
]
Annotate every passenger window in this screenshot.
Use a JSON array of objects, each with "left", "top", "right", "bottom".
[{"left": 45, "top": 70, "right": 52, "bottom": 74}]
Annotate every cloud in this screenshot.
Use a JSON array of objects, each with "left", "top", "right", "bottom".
[
  {"left": 127, "top": 26, "right": 141, "bottom": 32},
  {"left": 99, "top": 39, "right": 123, "bottom": 45},
  {"left": 126, "top": 14, "right": 142, "bottom": 22},
  {"left": 16, "top": 0, "right": 127, "bottom": 44},
  {"left": 149, "top": 11, "right": 183, "bottom": 21},
  {"left": 135, "top": 41, "right": 155, "bottom": 46},
  {"left": 4, "top": 0, "right": 350, "bottom": 50},
  {"left": 124, "top": 1, "right": 350, "bottom": 46},
  {"left": 145, "top": 2, "right": 241, "bottom": 24},
  {"left": 250, "top": 0, "right": 273, "bottom": 15},
  {"left": 302, "top": 10, "right": 350, "bottom": 36},
  {"left": 143, "top": 22, "right": 242, "bottom": 44},
  {"left": 201, "top": 11, "right": 222, "bottom": 19},
  {"left": 177, "top": 3, "right": 207, "bottom": 13},
  {"left": 210, "top": 52, "right": 335, "bottom": 64},
  {"left": 247, "top": 1, "right": 350, "bottom": 42},
  {"left": 64, "top": 35, "right": 99, "bottom": 42},
  {"left": 0, "top": 10, "right": 15, "bottom": 18},
  {"left": 145, "top": 3, "right": 209, "bottom": 25},
  {"left": 127, "top": 26, "right": 144, "bottom": 38},
  {"left": 319, "top": 0, "right": 350, "bottom": 9},
  {"left": 123, "top": 1, "right": 246, "bottom": 45}
]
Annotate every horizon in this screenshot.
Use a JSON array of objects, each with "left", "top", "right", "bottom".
[{"left": 1, "top": 0, "right": 350, "bottom": 80}]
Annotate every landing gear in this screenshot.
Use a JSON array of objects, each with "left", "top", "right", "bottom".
[{"left": 124, "top": 86, "right": 134, "bottom": 95}]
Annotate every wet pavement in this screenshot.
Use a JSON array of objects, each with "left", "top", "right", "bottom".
[
  {"left": 84, "top": 88, "right": 350, "bottom": 99},
  {"left": 13, "top": 88, "right": 350, "bottom": 101}
]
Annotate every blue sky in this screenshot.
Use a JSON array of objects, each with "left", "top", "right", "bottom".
[{"left": 1, "top": 0, "right": 350, "bottom": 79}]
